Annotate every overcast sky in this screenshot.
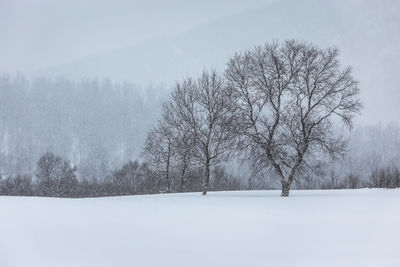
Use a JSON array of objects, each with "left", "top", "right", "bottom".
[{"left": 0, "top": 0, "right": 272, "bottom": 71}]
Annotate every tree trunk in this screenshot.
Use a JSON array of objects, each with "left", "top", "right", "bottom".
[
  {"left": 165, "top": 143, "right": 171, "bottom": 193},
  {"left": 281, "top": 182, "right": 290, "bottom": 197},
  {"left": 202, "top": 158, "right": 210, "bottom": 195},
  {"left": 180, "top": 161, "right": 187, "bottom": 192}
]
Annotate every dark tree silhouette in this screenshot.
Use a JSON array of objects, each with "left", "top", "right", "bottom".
[{"left": 225, "top": 40, "right": 362, "bottom": 196}]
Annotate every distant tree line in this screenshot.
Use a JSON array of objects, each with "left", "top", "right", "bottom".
[
  {"left": 317, "top": 167, "right": 400, "bottom": 189},
  {"left": 0, "top": 74, "right": 165, "bottom": 180}
]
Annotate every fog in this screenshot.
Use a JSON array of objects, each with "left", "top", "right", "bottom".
[
  {"left": 0, "top": 0, "right": 269, "bottom": 71},
  {"left": 1, "top": 0, "right": 399, "bottom": 124},
  {"left": 0, "top": 0, "right": 399, "bottom": 182}
]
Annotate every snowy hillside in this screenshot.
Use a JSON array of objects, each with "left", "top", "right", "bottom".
[{"left": 1, "top": 189, "right": 399, "bottom": 267}]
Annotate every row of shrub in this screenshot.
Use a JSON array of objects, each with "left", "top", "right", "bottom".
[
  {"left": 0, "top": 152, "right": 244, "bottom": 198},
  {"left": 0, "top": 152, "right": 398, "bottom": 198},
  {"left": 319, "top": 167, "right": 400, "bottom": 189}
]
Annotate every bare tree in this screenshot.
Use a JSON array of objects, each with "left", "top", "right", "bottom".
[
  {"left": 142, "top": 122, "right": 173, "bottom": 193},
  {"left": 110, "top": 160, "right": 142, "bottom": 195},
  {"left": 161, "top": 98, "right": 197, "bottom": 192},
  {"left": 164, "top": 70, "right": 235, "bottom": 195},
  {"left": 225, "top": 40, "right": 362, "bottom": 196},
  {"left": 36, "top": 152, "right": 78, "bottom": 197},
  {"left": 174, "top": 131, "right": 196, "bottom": 192}
]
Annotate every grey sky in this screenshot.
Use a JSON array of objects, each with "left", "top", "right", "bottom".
[{"left": 0, "top": 0, "right": 270, "bottom": 71}]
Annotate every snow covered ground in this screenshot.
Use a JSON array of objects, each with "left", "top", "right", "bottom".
[{"left": 1, "top": 189, "right": 399, "bottom": 267}]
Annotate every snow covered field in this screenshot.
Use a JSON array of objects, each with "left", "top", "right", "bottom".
[{"left": 1, "top": 189, "right": 399, "bottom": 267}]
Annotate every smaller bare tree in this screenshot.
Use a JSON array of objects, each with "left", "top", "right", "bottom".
[
  {"left": 174, "top": 131, "right": 196, "bottom": 192},
  {"left": 164, "top": 70, "right": 235, "bottom": 195},
  {"left": 142, "top": 122, "right": 173, "bottom": 193}
]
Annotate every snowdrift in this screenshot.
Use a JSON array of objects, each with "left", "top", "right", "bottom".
[{"left": 1, "top": 189, "right": 399, "bottom": 267}]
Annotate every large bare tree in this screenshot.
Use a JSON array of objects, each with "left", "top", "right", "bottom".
[
  {"left": 164, "top": 70, "right": 234, "bottom": 195},
  {"left": 225, "top": 40, "right": 362, "bottom": 196}
]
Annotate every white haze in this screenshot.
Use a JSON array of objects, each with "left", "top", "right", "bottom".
[
  {"left": 0, "top": 0, "right": 399, "bottom": 124},
  {"left": 0, "top": 0, "right": 271, "bottom": 72}
]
